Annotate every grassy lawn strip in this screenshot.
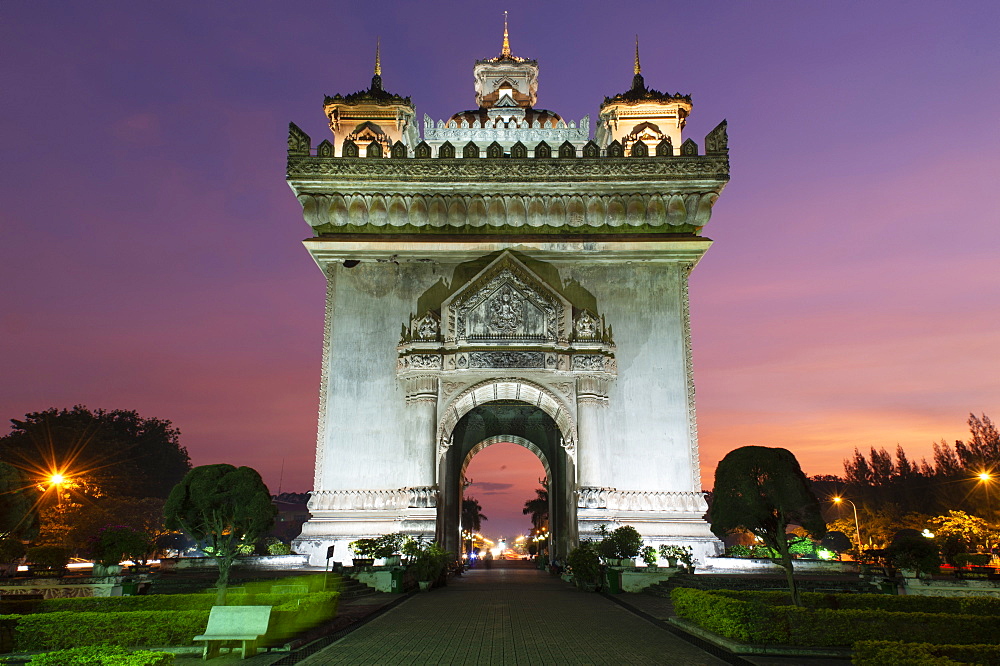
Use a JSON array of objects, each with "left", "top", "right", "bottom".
[{"left": 671, "top": 588, "right": 1000, "bottom": 647}]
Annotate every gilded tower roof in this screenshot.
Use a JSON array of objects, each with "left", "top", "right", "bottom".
[
  {"left": 324, "top": 39, "right": 413, "bottom": 109},
  {"left": 600, "top": 37, "right": 691, "bottom": 108}
]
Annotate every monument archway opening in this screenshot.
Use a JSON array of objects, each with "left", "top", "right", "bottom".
[
  {"left": 438, "top": 399, "right": 576, "bottom": 561},
  {"left": 461, "top": 437, "right": 549, "bottom": 562}
]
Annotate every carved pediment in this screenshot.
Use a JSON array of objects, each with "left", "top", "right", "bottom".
[{"left": 442, "top": 252, "right": 571, "bottom": 345}]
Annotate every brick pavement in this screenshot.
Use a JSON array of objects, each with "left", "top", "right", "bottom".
[{"left": 300, "top": 563, "right": 730, "bottom": 665}]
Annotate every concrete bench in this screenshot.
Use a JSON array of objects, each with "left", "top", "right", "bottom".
[{"left": 193, "top": 605, "right": 272, "bottom": 660}]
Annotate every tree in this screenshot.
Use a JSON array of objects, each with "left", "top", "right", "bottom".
[
  {"left": 709, "top": 446, "right": 826, "bottom": 606},
  {"left": 461, "top": 498, "right": 487, "bottom": 533},
  {"left": 522, "top": 488, "right": 548, "bottom": 530},
  {"left": 0, "top": 461, "right": 39, "bottom": 540},
  {"left": 164, "top": 465, "right": 276, "bottom": 604},
  {"left": 0, "top": 406, "right": 191, "bottom": 500}
]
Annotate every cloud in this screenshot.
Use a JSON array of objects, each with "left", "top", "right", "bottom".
[{"left": 469, "top": 482, "right": 514, "bottom": 494}]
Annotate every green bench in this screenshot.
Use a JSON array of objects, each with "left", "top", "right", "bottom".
[{"left": 193, "top": 605, "right": 272, "bottom": 660}]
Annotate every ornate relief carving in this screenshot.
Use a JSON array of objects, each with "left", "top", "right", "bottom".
[
  {"left": 441, "top": 381, "right": 464, "bottom": 398},
  {"left": 577, "top": 487, "right": 708, "bottom": 513},
  {"left": 398, "top": 354, "right": 442, "bottom": 371},
  {"left": 404, "top": 375, "right": 438, "bottom": 404},
  {"left": 704, "top": 119, "right": 728, "bottom": 155},
  {"left": 314, "top": 264, "right": 337, "bottom": 489},
  {"left": 412, "top": 312, "right": 440, "bottom": 341},
  {"left": 576, "top": 375, "right": 609, "bottom": 406},
  {"left": 572, "top": 354, "right": 614, "bottom": 373},
  {"left": 550, "top": 381, "right": 575, "bottom": 398},
  {"left": 444, "top": 254, "right": 569, "bottom": 345},
  {"left": 573, "top": 310, "right": 601, "bottom": 340},
  {"left": 469, "top": 351, "right": 545, "bottom": 369},
  {"left": 486, "top": 286, "right": 523, "bottom": 333},
  {"left": 287, "top": 122, "right": 311, "bottom": 156},
  {"left": 681, "top": 263, "right": 702, "bottom": 490}
]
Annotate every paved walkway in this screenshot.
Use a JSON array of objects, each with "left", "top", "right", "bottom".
[{"left": 301, "top": 563, "right": 730, "bottom": 665}]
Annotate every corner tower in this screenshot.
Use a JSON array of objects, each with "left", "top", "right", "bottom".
[
  {"left": 288, "top": 31, "right": 730, "bottom": 566},
  {"left": 596, "top": 38, "right": 694, "bottom": 156}
]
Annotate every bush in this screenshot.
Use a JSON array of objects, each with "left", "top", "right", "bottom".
[
  {"left": 91, "top": 525, "right": 150, "bottom": 567},
  {"left": 853, "top": 641, "right": 1000, "bottom": 666},
  {"left": 264, "top": 537, "right": 292, "bottom": 556},
  {"left": 27, "top": 646, "right": 173, "bottom": 665},
  {"left": 953, "top": 552, "right": 992, "bottom": 568},
  {"left": 727, "top": 544, "right": 752, "bottom": 558},
  {"left": 567, "top": 543, "right": 601, "bottom": 587},
  {"left": 671, "top": 588, "right": 1000, "bottom": 647},
  {"left": 13, "top": 610, "right": 210, "bottom": 651},
  {"left": 26, "top": 546, "right": 70, "bottom": 570},
  {"left": 887, "top": 536, "right": 940, "bottom": 575}
]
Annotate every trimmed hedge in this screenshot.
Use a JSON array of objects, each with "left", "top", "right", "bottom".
[
  {"left": 0, "top": 590, "right": 337, "bottom": 615},
  {"left": 672, "top": 588, "right": 1000, "bottom": 647},
  {"left": 711, "top": 589, "right": 1000, "bottom": 617},
  {"left": 853, "top": 640, "right": 1000, "bottom": 665},
  {"left": 1, "top": 591, "right": 341, "bottom": 653},
  {"left": 27, "top": 646, "right": 174, "bottom": 665},
  {"left": 13, "top": 611, "right": 209, "bottom": 651}
]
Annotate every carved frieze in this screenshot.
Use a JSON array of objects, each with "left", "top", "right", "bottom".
[
  {"left": 287, "top": 155, "right": 729, "bottom": 181},
  {"left": 469, "top": 351, "right": 545, "bottom": 369},
  {"left": 309, "top": 486, "right": 437, "bottom": 512},
  {"left": 295, "top": 191, "right": 721, "bottom": 231},
  {"left": 577, "top": 487, "right": 708, "bottom": 513}
]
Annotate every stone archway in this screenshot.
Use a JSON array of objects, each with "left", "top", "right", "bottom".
[{"left": 436, "top": 381, "right": 578, "bottom": 560}]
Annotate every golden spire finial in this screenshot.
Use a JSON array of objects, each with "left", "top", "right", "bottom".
[
  {"left": 634, "top": 35, "right": 641, "bottom": 75},
  {"left": 374, "top": 37, "right": 382, "bottom": 76},
  {"left": 501, "top": 11, "right": 511, "bottom": 58}
]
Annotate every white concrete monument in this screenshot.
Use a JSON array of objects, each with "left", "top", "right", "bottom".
[{"left": 289, "top": 31, "right": 730, "bottom": 565}]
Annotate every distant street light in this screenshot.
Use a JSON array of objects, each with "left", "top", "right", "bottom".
[
  {"left": 832, "top": 496, "right": 863, "bottom": 553},
  {"left": 977, "top": 471, "right": 993, "bottom": 517}
]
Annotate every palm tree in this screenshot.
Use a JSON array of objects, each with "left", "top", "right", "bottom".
[
  {"left": 522, "top": 488, "right": 548, "bottom": 530},
  {"left": 462, "top": 498, "right": 487, "bottom": 533}
]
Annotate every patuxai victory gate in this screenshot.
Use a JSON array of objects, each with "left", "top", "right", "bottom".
[{"left": 288, "top": 26, "right": 729, "bottom": 565}]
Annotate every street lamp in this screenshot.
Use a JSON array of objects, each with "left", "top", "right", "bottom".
[
  {"left": 832, "top": 496, "right": 863, "bottom": 554},
  {"left": 48, "top": 473, "right": 67, "bottom": 508},
  {"left": 977, "top": 471, "right": 993, "bottom": 518}
]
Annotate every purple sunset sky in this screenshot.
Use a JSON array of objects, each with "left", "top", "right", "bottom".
[{"left": 2, "top": 2, "right": 998, "bottom": 539}]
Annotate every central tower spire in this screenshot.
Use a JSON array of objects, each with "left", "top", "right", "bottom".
[{"left": 501, "top": 11, "right": 511, "bottom": 58}]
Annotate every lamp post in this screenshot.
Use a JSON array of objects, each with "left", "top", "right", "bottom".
[{"left": 832, "top": 496, "right": 863, "bottom": 554}]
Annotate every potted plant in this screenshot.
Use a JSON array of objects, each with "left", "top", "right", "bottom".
[
  {"left": 374, "top": 532, "right": 405, "bottom": 566},
  {"left": 659, "top": 544, "right": 682, "bottom": 567},
  {"left": 26, "top": 545, "right": 70, "bottom": 577},
  {"left": 598, "top": 525, "right": 642, "bottom": 566},
  {"left": 660, "top": 545, "right": 697, "bottom": 572},
  {"left": 0, "top": 537, "right": 26, "bottom": 577},
  {"left": 348, "top": 537, "right": 379, "bottom": 566},
  {"left": 408, "top": 541, "right": 446, "bottom": 590},
  {"left": 567, "top": 542, "right": 602, "bottom": 591},
  {"left": 640, "top": 545, "right": 658, "bottom": 569}
]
